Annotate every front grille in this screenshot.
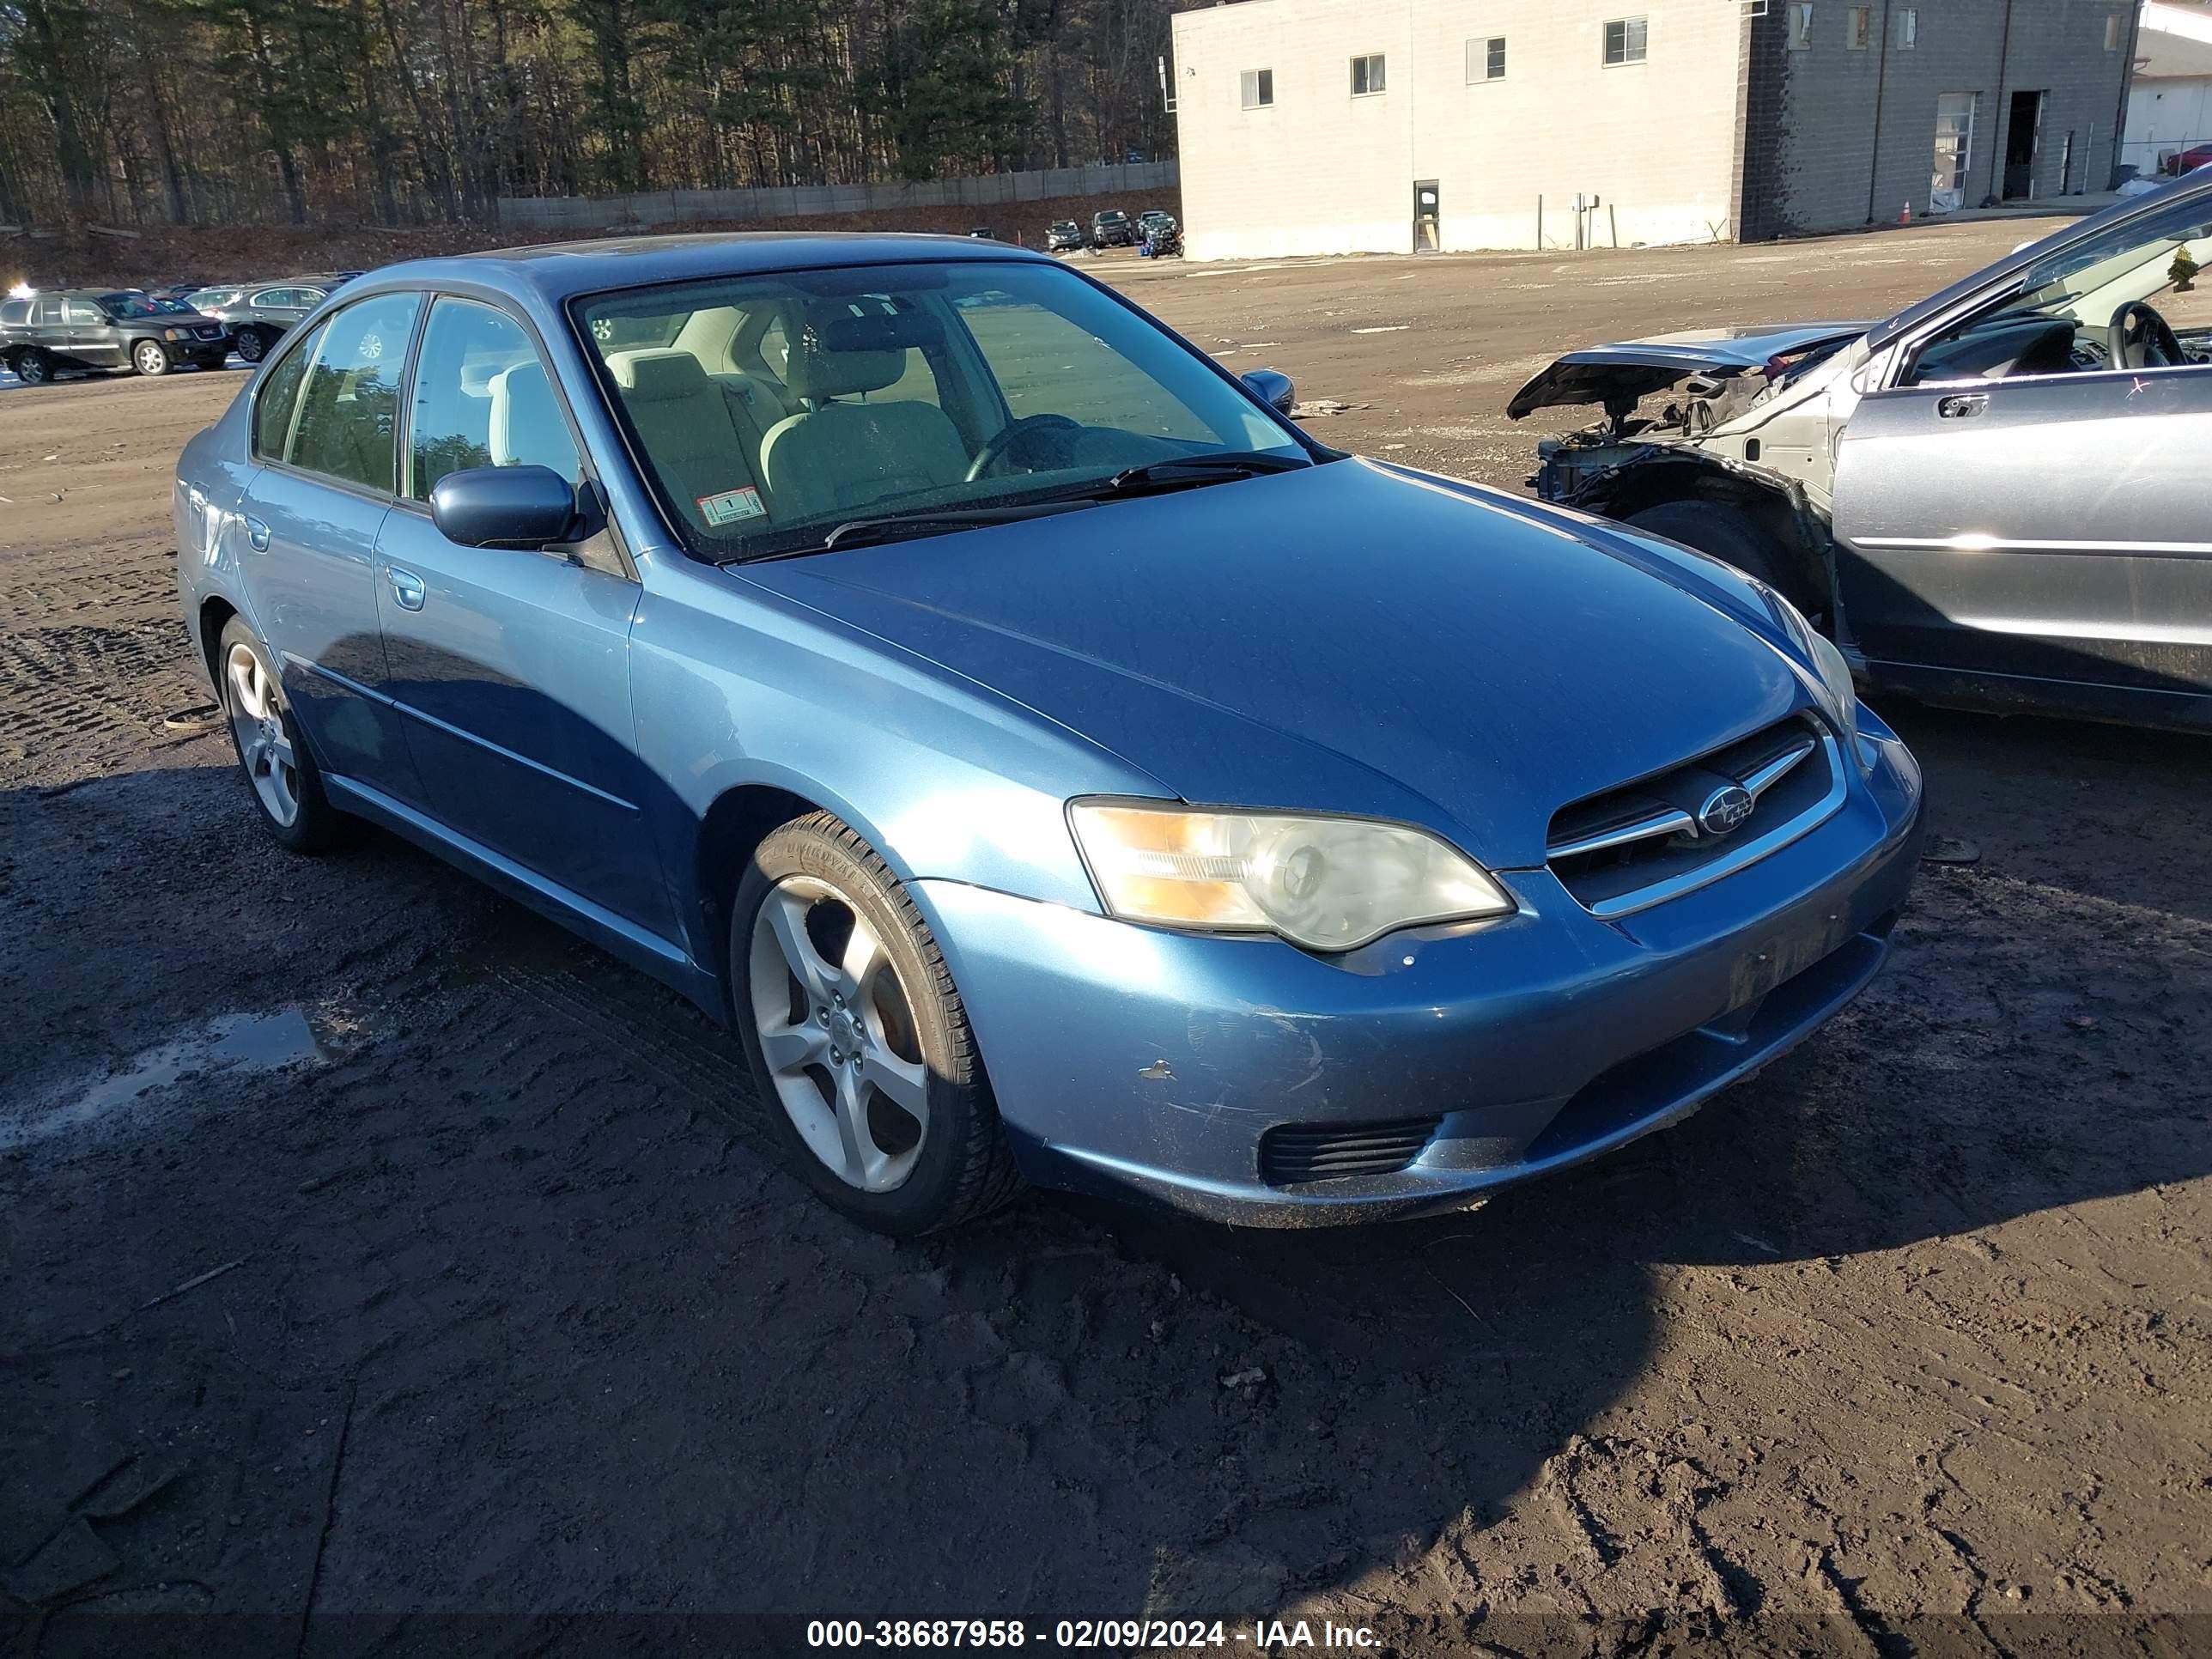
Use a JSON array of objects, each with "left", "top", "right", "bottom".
[
  {"left": 1259, "top": 1116, "right": 1441, "bottom": 1186},
  {"left": 1547, "top": 714, "right": 1842, "bottom": 918},
  {"left": 195, "top": 326, "right": 225, "bottom": 340}
]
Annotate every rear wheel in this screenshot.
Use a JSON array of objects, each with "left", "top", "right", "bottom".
[
  {"left": 1626, "top": 499, "right": 1810, "bottom": 608},
  {"left": 217, "top": 617, "right": 343, "bottom": 852},
  {"left": 11, "top": 349, "right": 51, "bottom": 386},
  {"left": 132, "top": 339, "right": 172, "bottom": 377},
  {"left": 234, "top": 326, "right": 270, "bottom": 364},
  {"left": 732, "top": 812, "right": 1020, "bottom": 1236}
]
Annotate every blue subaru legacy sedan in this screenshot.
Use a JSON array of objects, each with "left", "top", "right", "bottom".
[{"left": 173, "top": 234, "right": 1924, "bottom": 1234}]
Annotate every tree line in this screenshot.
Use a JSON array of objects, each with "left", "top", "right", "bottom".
[{"left": 0, "top": 0, "right": 1181, "bottom": 228}]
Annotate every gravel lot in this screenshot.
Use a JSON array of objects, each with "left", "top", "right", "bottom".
[{"left": 3, "top": 218, "right": 2209, "bottom": 1656}]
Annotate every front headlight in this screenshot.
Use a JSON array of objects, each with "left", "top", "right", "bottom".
[
  {"left": 162, "top": 327, "right": 181, "bottom": 341},
  {"left": 1759, "top": 586, "right": 1859, "bottom": 739},
  {"left": 1069, "top": 801, "right": 1515, "bottom": 951}
]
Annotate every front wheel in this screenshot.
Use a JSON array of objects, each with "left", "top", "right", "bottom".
[
  {"left": 732, "top": 812, "right": 1020, "bottom": 1236},
  {"left": 132, "top": 339, "right": 172, "bottom": 376},
  {"left": 1625, "top": 499, "right": 1814, "bottom": 610}
]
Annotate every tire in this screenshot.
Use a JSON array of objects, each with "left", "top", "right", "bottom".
[
  {"left": 216, "top": 617, "right": 344, "bottom": 853},
  {"left": 132, "top": 339, "right": 172, "bottom": 377},
  {"left": 732, "top": 811, "right": 1021, "bottom": 1236},
  {"left": 1626, "top": 499, "right": 1807, "bottom": 605},
  {"left": 234, "top": 326, "right": 269, "bottom": 364},
  {"left": 11, "top": 349, "right": 51, "bottom": 386}
]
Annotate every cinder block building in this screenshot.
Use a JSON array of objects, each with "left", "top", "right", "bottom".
[{"left": 1170, "top": 0, "right": 2137, "bottom": 258}]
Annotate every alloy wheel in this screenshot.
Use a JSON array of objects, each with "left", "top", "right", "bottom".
[
  {"left": 748, "top": 874, "right": 931, "bottom": 1192},
  {"left": 235, "top": 329, "right": 265, "bottom": 363},
  {"left": 136, "top": 341, "right": 168, "bottom": 375},
  {"left": 15, "top": 353, "right": 47, "bottom": 386},
  {"left": 225, "top": 642, "right": 300, "bottom": 826}
]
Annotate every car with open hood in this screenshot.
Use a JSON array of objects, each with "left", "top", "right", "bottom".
[
  {"left": 1511, "top": 171, "right": 2212, "bottom": 733},
  {"left": 173, "top": 233, "right": 1922, "bottom": 1234}
]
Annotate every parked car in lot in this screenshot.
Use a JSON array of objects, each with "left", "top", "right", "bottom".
[
  {"left": 1, "top": 289, "right": 229, "bottom": 382},
  {"left": 1091, "top": 209, "right": 1135, "bottom": 247},
  {"left": 175, "top": 234, "right": 1922, "bottom": 1234},
  {"left": 188, "top": 277, "right": 338, "bottom": 362},
  {"left": 1511, "top": 170, "right": 2212, "bottom": 732},
  {"left": 1046, "top": 220, "right": 1086, "bottom": 252}
]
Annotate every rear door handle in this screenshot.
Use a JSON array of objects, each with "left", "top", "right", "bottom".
[
  {"left": 243, "top": 515, "right": 270, "bottom": 550},
  {"left": 386, "top": 566, "right": 426, "bottom": 611},
  {"left": 1936, "top": 392, "right": 1988, "bottom": 419}
]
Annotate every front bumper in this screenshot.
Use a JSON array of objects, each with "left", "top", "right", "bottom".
[{"left": 918, "top": 709, "right": 1923, "bottom": 1226}]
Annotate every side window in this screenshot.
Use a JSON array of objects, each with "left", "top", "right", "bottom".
[
  {"left": 252, "top": 322, "right": 326, "bottom": 460},
  {"left": 287, "top": 292, "right": 422, "bottom": 492},
  {"left": 0, "top": 301, "right": 26, "bottom": 326},
  {"left": 407, "top": 296, "right": 580, "bottom": 501},
  {"left": 64, "top": 299, "right": 103, "bottom": 325},
  {"left": 32, "top": 298, "right": 61, "bottom": 327}
]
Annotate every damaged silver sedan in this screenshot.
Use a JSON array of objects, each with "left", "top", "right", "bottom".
[{"left": 1511, "top": 172, "right": 2212, "bottom": 732}]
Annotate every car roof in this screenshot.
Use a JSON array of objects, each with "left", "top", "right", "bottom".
[
  {"left": 1869, "top": 169, "right": 2212, "bottom": 349},
  {"left": 354, "top": 232, "right": 1060, "bottom": 307}
]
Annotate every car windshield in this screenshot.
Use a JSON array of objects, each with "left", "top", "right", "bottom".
[{"left": 574, "top": 258, "right": 1308, "bottom": 560}]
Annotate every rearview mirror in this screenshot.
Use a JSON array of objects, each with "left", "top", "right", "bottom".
[
  {"left": 1243, "top": 368, "right": 1297, "bottom": 416},
  {"left": 429, "top": 465, "right": 577, "bottom": 550}
]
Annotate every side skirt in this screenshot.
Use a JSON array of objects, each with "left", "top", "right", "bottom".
[{"left": 324, "top": 774, "right": 727, "bottom": 1020}]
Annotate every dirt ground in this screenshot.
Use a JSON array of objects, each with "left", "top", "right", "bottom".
[{"left": 3, "top": 219, "right": 2209, "bottom": 1657}]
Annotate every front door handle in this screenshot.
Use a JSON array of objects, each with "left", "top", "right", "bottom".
[
  {"left": 243, "top": 516, "right": 270, "bottom": 550},
  {"left": 1936, "top": 392, "right": 1988, "bottom": 419},
  {"left": 386, "top": 566, "right": 426, "bottom": 611}
]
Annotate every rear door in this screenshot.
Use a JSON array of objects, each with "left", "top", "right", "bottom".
[
  {"left": 64, "top": 298, "right": 122, "bottom": 368},
  {"left": 233, "top": 290, "right": 430, "bottom": 805},
  {"left": 373, "top": 293, "right": 670, "bottom": 933}
]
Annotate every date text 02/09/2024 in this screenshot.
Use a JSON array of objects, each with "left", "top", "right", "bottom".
[{"left": 805, "top": 1619, "right": 1382, "bottom": 1650}]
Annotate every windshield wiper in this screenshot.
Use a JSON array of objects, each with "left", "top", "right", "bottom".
[
  {"left": 1092, "top": 451, "right": 1314, "bottom": 497},
  {"left": 727, "top": 500, "right": 1097, "bottom": 564}
]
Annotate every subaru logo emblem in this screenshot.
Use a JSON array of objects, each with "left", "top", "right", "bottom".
[{"left": 1698, "top": 785, "right": 1755, "bottom": 836}]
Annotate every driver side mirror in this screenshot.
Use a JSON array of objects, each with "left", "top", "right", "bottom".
[
  {"left": 1243, "top": 368, "right": 1297, "bottom": 416},
  {"left": 429, "top": 465, "right": 579, "bottom": 550}
]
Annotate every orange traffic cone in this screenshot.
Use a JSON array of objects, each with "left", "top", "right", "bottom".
[{"left": 1900, "top": 202, "right": 1912, "bottom": 224}]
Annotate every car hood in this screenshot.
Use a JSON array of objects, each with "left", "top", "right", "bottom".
[
  {"left": 1504, "top": 324, "right": 1867, "bottom": 419},
  {"left": 738, "top": 460, "right": 1811, "bottom": 870}
]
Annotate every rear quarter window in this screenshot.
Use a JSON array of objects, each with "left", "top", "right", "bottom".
[{"left": 0, "top": 301, "right": 27, "bottom": 326}]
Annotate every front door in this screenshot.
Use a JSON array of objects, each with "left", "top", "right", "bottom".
[
  {"left": 1834, "top": 372, "right": 2212, "bottom": 706},
  {"left": 374, "top": 294, "right": 672, "bottom": 934},
  {"left": 234, "top": 292, "right": 428, "bottom": 805},
  {"left": 1834, "top": 187, "right": 2212, "bottom": 716}
]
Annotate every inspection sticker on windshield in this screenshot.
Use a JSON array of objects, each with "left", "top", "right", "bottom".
[{"left": 697, "top": 486, "right": 765, "bottom": 526}]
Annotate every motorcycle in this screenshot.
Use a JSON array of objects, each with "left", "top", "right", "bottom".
[{"left": 1139, "top": 224, "right": 1183, "bottom": 259}]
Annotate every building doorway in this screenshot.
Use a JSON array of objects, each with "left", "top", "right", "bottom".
[
  {"left": 2003, "top": 88, "right": 2046, "bottom": 199},
  {"left": 1930, "top": 93, "right": 1978, "bottom": 214},
  {"left": 1413, "top": 179, "right": 1440, "bottom": 252}
]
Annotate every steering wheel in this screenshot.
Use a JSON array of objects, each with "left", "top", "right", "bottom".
[
  {"left": 2108, "top": 301, "right": 2185, "bottom": 370},
  {"left": 966, "top": 413, "right": 1081, "bottom": 483}
]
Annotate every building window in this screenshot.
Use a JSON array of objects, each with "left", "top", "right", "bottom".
[
  {"left": 1785, "top": 3, "right": 1813, "bottom": 49},
  {"left": 1846, "top": 5, "right": 1869, "bottom": 48},
  {"left": 1240, "top": 69, "right": 1273, "bottom": 108},
  {"left": 1602, "top": 17, "right": 1647, "bottom": 65},
  {"left": 2105, "top": 12, "right": 2124, "bottom": 50},
  {"left": 1351, "top": 53, "right": 1385, "bottom": 95},
  {"left": 1898, "top": 7, "right": 1917, "bottom": 48},
  {"left": 1467, "top": 35, "right": 1505, "bottom": 82}
]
